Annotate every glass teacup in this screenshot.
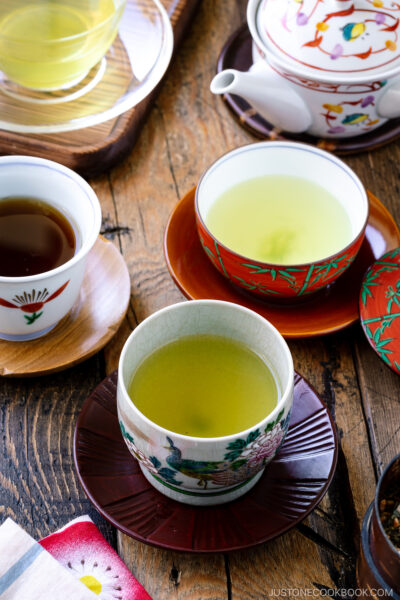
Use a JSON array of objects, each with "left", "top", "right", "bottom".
[{"left": 0, "top": 0, "right": 126, "bottom": 90}]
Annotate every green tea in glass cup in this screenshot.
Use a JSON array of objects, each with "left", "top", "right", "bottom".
[{"left": 0, "top": 0, "right": 126, "bottom": 90}]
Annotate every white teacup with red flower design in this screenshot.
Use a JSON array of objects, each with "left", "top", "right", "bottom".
[
  {"left": 0, "top": 156, "right": 101, "bottom": 341},
  {"left": 117, "top": 300, "right": 294, "bottom": 506}
]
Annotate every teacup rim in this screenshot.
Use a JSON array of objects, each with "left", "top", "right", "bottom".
[
  {"left": 195, "top": 140, "right": 369, "bottom": 270},
  {"left": 0, "top": 1, "right": 126, "bottom": 44},
  {"left": 0, "top": 155, "right": 102, "bottom": 284},
  {"left": 118, "top": 299, "right": 294, "bottom": 444}
]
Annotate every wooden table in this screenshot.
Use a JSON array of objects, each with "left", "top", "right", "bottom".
[{"left": 1, "top": 1, "right": 400, "bottom": 598}]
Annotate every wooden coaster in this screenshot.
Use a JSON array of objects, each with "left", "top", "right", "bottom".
[
  {"left": 217, "top": 24, "right": 400, "bottom": 155},
  {"left": 0, "top": 236, "right": 130, "bottom": 377},
  {"left": 0, "top": 0, "right": 200, "bottom": 177}
]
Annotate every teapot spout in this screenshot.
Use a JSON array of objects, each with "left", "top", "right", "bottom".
[{"left": 210, "top": 63, "right": 312, "bottom": 134}]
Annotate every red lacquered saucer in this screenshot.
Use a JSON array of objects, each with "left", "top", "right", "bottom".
[
  {"left": 360, "top": 248, "right": 400, "bottom": 375},
  {"left": 164, "top": 188, "right": 400, "bottom": 338},
  {"left": 74, "top": 371, "right": 337, "bottom": 553}
]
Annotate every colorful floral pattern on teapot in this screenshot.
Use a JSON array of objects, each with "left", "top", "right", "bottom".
[
  {"left": 209, "top": 0, "right": 400, "bottom": 138},
  {"left": 258, "top": 0, "right": 400, "bottom": 74}
]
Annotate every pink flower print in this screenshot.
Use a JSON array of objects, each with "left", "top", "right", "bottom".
[
  {"left": 375, "top": 12, "right": 386, "bottom": 24},
  {"left": 361, "top": 95, "right": 375, "bottom": 107},
  {"left": 40, "top": 518, "right": 152, "bottom": 599},
  {"left": 328, "top": 126, "right": 346, "bottom": 134},
  {"left": 240, "top": 424, "right": 285, "bottom": 468},
  {"left": 297, "top": 12, "right": 308, "bottom": 25},
  {"left": 330, "top": 44, "right": 344, "bottom": 60}
]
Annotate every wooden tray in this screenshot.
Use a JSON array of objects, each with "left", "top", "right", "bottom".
[{"left": 0, "top": 0, "right": 200, "bottom": 178}]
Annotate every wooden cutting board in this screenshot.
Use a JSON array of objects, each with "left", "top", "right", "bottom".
[{"left": 0, "top": 0, "right": 200, "bottom": 177}]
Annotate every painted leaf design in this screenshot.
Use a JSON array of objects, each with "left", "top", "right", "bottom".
[
  {"left": 24, "top": 312, "right": 43, "bottom": 325},
  {"left": 326, "top": 6, "right": 355, "bottom": 18},
  {"left": 354, "top": 47, "right": 373, "bottom": 59},
  {"left": 232, "top": 275, "right": 280, "bottom": 295},
  {"left": 376, "top": 337, "right": 393, "bottom": 349},
  {"left": 303, "top": 35, "right": 323, "bottom": 47},
  {"left": 364, "top": 324, "right": 373, "bottom": 339},
  {"left": 150, "top": 456, "right": 162, "bottom": 469},
  {"left": 342, "top": 113, "right": 368, "bottom": 125},
  {"left": 373, "top": 327, "right": 381, "bottom": 344},
  {"left": 158, "top": 467, "right": 183, "bottom": 485},
  {"left": 246, "top": 429, "right": 260, "bottom": 444},
  {"left": 227, "top": 438, "right": 247, "bottom": 451}
]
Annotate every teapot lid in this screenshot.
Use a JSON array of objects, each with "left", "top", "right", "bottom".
[{"left": 254, "top": 0, "right": 400, "bottom": 79}]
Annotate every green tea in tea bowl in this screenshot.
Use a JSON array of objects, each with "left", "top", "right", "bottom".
[
  {"left": 117, "top": 300, "right": 294, "bottom": 506},
  {"left": 195, "top": 141, "right": 369, "bottom": 299}
]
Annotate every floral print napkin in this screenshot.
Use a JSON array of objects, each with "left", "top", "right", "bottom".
[{"left": 40, "top": 516, "right": 152, "bottom": 600}]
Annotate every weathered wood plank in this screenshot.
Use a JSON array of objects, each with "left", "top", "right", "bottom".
[
  {"left": 0, "top": 357, "right": 116, "bottom": 547},
  {"left": 119, "top": 535, "right": 229, "bottom": 600},
  {"left": 229, "top": 530, "right": 335, "bottom": 599}
]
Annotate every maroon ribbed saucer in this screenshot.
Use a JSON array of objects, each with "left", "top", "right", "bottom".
[{"left": 74, "top": 371, "right": 338, "bottom": 553}]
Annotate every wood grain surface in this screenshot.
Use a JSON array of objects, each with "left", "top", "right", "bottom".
[{"left": 1, "top": 1, "right": 400, "bottom": 599}]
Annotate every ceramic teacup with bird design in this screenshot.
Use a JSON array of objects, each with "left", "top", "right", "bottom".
[{"left": 117, "top": 299, "right": 294, "bottom": 506}]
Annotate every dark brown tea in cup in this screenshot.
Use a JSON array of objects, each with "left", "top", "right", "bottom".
[{"left": 0, "top": 197, "right": 77, "bottom": 277}]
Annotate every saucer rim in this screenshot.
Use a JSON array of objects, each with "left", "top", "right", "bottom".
[
  {"left": 164, "top": 187, "right": 400, "bottom": 338},
  {"left": 73, "top": 370, "right": 338, "bottom": 554},
  {"left": 0, "top": 235, "right": 130, "bottom": 377}
]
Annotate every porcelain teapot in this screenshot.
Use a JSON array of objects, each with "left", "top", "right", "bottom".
[{"left": 211, "top": 0, "right": 400, "bottom": 138}]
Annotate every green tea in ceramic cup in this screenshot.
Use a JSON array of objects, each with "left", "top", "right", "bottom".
[
  {"left": 128, "top": 333, "right": 279, "bottom": 438},
  {"left": 117, "top": 300, "right": 294, "bottom": 506},
  {"left": 195, "top": 142, "right": 368, "bottom": 299},
  {"left": 205, "top": 174, "right": 353, "bottom": 265}
]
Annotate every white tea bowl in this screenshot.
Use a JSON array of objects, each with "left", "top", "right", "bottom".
[
  {"left": 0, "top": 156, "right": 101, "bottom": 341},
  {"left": 117, "top": 300, "right": 294, "bottom": 506}
]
